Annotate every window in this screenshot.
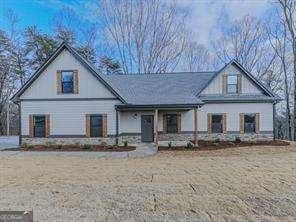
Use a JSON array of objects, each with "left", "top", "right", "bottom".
[
  {"left": 166, "top": 114, "right": 178, "bottom": 133},
  {"left": 90, "top": 115, "right": 103, "bottom": 137},
  {"left": 227, "top": 75, "right": 238, "bottom": 93},
  {"left": 244, "top": 114, "right": 256, "bottom": 133},
  {"left": 212, "top": 114, "right": 223, "bottom": 133},
  {"left": 61, "top": 71, "right": 73, "bottom": 93},
  {"left": 34, "top": 115, "right": 46, "bottom": 137}
]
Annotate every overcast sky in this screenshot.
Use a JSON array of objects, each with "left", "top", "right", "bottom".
[
  {"left": 181, "top": 0, "right": 274, "bottom": 45},
  {"left": 0, "top": 0, "right": 276, "bottom": 47}
]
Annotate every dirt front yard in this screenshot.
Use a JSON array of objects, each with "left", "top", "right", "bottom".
[{"left": 0, "top": 143, "right": 296, "bottom": 221}]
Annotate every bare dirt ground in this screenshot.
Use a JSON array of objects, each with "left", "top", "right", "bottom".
[{"left": 0, "top": 143, "right": 296, "bottom": 222}]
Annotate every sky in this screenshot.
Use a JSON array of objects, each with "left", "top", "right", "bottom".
[{"left": 0, "top": 0, "right": 275, "bottom": 47}]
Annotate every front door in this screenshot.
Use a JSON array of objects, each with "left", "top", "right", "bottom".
[{"left": 141, "top": 115, "right": 154, "bottom": 142}]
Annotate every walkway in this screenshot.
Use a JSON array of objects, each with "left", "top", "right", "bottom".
[
  {"left": 0, "top": 136, "right": 19, "bottom": 150},
  {"left": 0, "top": 143, "right": 157, "bottom": 158}
]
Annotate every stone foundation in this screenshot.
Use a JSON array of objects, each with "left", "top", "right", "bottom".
[
  {"left": 158, "top": 132, "right": 273, "bottom": 146},
  {"left": 118, "top": 134, "right": 141, "bottom": 146},
  {"left": 198, "top": 132, "right": 274, "bottom": 141},
  {"left": 22, "top": 132, "right": 273, "bottom": 147},
  {"left": 22, "top": 137, "right": 116, "bottom": 146}
]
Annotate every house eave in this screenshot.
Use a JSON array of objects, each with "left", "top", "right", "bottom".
[
  {"left": 116, "top": 103, "right": 203, "bottom": 111},
  {"left": 202, "top": 99, "right": 279, "bottom": 104}
]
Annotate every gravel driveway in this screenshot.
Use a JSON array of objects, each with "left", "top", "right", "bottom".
[
  {"left": 0, "top": 143, "right": 295, "bottom": 221},
  {"left": 0, "top": 136, "right": 19, "bottom": 150}
]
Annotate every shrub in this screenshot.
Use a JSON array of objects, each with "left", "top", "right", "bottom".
[
  {"left": 214, "top": 138, "right": 220, "bottom": 143},
  {"left": 235, "top": 136, "right": 241, "bottom": 143},
  {"left": 56, "top": 144, "right": 63, "bottom": 149},
  {"left": 168, "top": 141, "right": 172, "bottom": 148},
  {"left": 82, "top": 144, "right": 92, "bottom": 149},
  {"left": 101, "top": 141, "right": 107, "bottom": 146},
  {"left": 123, "top": 141, "right": 128, "bottom": 147},
  {"left": 186, "top": 141, "right": 194, "bottom": 149},
  {"left": 45, "top": 141, "right": 54, "bottom": 148}
]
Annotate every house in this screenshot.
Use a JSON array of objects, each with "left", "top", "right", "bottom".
[{"left": 11, "top": 42, "right": 279, "bottom": 147}]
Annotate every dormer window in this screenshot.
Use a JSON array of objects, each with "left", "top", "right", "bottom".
[
  {"left": 61, "top": 71, "right": 74, "bottom": 93},
  {"left": 227, "top": 75, "right": 238, "bottom": 93}
]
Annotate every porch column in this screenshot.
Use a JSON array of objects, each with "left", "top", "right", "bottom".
[
  {"left": 194, "top": 108, "right": 198, "bottom": 147},
  {"left": 154, "top": 109, "right": 158, "bottom": 147}
]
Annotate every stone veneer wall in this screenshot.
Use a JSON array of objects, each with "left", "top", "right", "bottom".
[
  {"left": 118, "top": 134, "right": 141, "bottom": 145},
  {"left": 158, "top": 132, "right": 273, "bottom": 143},
  {"left": 22, "top": 132, "right": 273, "bottom": 147},
  {"left": 22, "top": 137, "right": 116, "bottom": 146}
]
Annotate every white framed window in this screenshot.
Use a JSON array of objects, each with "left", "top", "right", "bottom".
[{"left": 227, "top": 75, "right": 238, "bottom": 93}]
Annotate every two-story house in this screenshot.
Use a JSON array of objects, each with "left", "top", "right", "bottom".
[{"left": 11, "top": 42, "right": 279, "bottom": 147}]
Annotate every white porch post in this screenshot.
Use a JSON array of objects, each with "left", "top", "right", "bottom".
[
  {"left": 194, "top": 108, "right": 198, "bottom": 147},
  {"left": 154, "top": 109, "right": 158, "bottom": 147}
]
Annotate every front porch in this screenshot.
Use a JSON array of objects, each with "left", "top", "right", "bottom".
[{"left": 116, "top": 104, "right": 201, "bottom": 147}]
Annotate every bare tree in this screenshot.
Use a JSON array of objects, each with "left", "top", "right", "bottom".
[
  {"left": 99, "top": 0, "right": 188, "bottom": 74},
  {"left": 53, "top": 7, "right": 98, "bottom": 64},
  {"left": 267, "top": 14, "right": 293, "bottom": 140},
  {"left": 213, "top": 15, "right": 277, "bottom": 81},
  {"left": 0, "top": 30, "right": 13, "bottom": 135},
  {"left": 277, "top": 0, "right": 296, "bottom": 141},
  {"left": 181, "top": 42, "right": 214, "bottom": 71},
  {"left": 53, "top": 7, "right": 77, "bottom": 45},
  {"left": 2, "top": 10, "right": 26, "bottom": 136}
]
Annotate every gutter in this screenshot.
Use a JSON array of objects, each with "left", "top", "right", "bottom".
[{"left": 116, "top": 103, "right": 204, "bottom": 110}]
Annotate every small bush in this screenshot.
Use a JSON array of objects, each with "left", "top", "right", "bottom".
[
  {"left": 235, "top": 136, "right": 241, "bottom": 143},
  {"left": 45, "top": 141, "right": 54, "bottom": 148},
  {"left": 168, "top": 141, "right": 172, "bottom": 148},
  {"left": 214, "top": 138, "right": 220, "bottom": 143},
  {"left": 82, "top": 144, "right": 92, "bottom": 149},
  {"left": 56, "top": 144, "right": 63, "bottom": 149},
  {"left": 186, "top": 141, "right": 194, "bottom": 149},
  {"left": 123, "top": 141, "right": 128, "bottom": 147},
  {"left": 101, "top": 141, "right": 107, "bottom": 146}
]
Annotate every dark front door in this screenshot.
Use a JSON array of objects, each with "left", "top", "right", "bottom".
[{"left": 141, "top": 115, "right": 154, "bottom": 142}]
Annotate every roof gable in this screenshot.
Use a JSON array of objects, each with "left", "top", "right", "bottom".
[
  {"left": 197, "top": 60, "right": 275, "bottom": 97},
  {"left": 11, "top": 42, "right": 125, "bottom": 102}
]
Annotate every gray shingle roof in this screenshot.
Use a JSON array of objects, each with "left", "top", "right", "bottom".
[
  {"left": 103, "top": 72, "right": 216, "bottom": 105},
  {"left": 12, "top": 42, "right": 279, "bottom": 106}
]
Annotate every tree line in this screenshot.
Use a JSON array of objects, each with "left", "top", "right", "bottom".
[{"left": 0, "top": 0, "right": 295, "bottom": 140}]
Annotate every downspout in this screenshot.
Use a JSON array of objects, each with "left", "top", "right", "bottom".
[
  {"left": 116, "top": 109, "right": 119, "bottom": 145},
  {"left": 18, "top": 101, "right": 22, "bottom": 146},
  {"left": 273, "top": 102, "right": 276, "bottom": 141}
]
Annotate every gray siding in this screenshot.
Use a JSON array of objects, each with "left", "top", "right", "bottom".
[
  {"left": 201, "top": 64, "right": 263, "bottom": 95},
  {"left": 20, "top": 49, "right": 115, "bottom": 99},
  {"left": 21, "top": 100, "right": 120, "bottom": 136}
]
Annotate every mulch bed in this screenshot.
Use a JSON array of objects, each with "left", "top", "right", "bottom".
[
  {"left": 4, "top": 145, "right": 136, "bottom": 152},
  {"left": 158, "top": 140, "right": 290, "bottom": 151}
]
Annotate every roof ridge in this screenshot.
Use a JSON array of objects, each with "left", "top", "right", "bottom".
[{"left": 104, "top": 71, "right": 216, "bottom": 76}]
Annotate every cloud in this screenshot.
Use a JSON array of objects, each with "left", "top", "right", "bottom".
[
  {"left": 178, "top": 0, "right": 272, "bottom": 46},
  {"left": 34, "top": 0, "right": 98, "bottom": 23},
  {"left": 33, "top": 0, "right": 275, "bottom": 48}
]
